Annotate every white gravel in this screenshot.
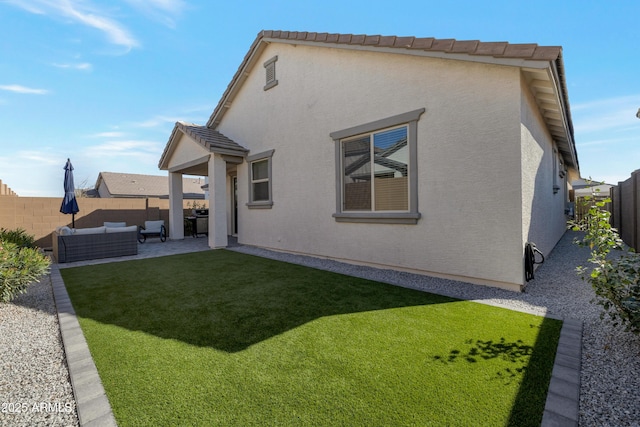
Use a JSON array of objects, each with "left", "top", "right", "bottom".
[
  {"left": 0, "top": 275, "right": 78, "bottom": 427},
  {"left": 1, "top": 231, "right": 637, "bottom": 426}
]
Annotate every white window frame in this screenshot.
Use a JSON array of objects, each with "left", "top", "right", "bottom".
[
  {"left": 330, "top": 109, "right": 424, "bottom": 224},
  {"left": 247, "top": 149, "right": 274, "bottom": 209}
]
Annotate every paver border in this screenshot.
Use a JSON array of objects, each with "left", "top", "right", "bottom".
[
  {"left": 541, "top": 317, "right": 583, "bottom": 427},
  {"left": 51, "top": 264, "right": 118, "bottom": 427}
]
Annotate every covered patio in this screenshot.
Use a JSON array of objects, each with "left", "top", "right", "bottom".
[{"left": 158, "top": 122, "right": 248, "bottom": 248}]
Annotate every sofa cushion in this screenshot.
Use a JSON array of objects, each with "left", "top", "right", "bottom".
[
  {"left": 104, "top": 222, "right": 127, "bottom": 228},
  {"left": 73, "top": 226, "right": 107, "bottom": 235},
  {"left": 144, "top": 220, "right": 165, "bottom": 230},
  {"left": 106, "top": 225, "right": 138, "bottom": 233},
  {"left": 56, "top": 226, "right": 73, "bottom": 235}
]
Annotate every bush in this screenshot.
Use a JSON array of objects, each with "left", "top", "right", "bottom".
[
  {"left": 570, "top": 192, "right": 640, "bottom": 334},
  {"left": 0, "top": 229, "right": 50, "bottom": 303},
  {"left": 0, "top": 228, "right": 36, "bottom": 248}
]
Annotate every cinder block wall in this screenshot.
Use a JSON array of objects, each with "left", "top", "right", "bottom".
[
  {"left": 0, "top": 196, "right": 208, "bottom": 249},
  {"left": 611, "top": 170, "right": 640, "bottom": 251}
]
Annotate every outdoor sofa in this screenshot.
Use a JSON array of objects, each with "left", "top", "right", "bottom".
[{"left": 53, "top": 222, "right": 138, "bottom": 263}]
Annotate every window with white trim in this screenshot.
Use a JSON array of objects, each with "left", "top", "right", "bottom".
[
  {"left": 247, "top": 149, "right": 274, "bottom": 209},
  {"left": 330, "top": 109, "right": 424, "bottom": 224}
]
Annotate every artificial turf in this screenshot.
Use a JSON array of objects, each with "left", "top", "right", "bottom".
[{"left": 61, "top": 250, "right": 561, "bottom": 426}]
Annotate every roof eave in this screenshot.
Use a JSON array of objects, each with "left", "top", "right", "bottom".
[
  {"left": 206, "top": 32, "right": 270, "bottom": 128},
  {"left": 553, "top": 53, "right": 579, "bottom": 172},
  {"left": 158, "top": 122, "right": 182, "bottom": 171}
]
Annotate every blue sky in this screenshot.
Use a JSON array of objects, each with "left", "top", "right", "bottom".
[{"left": 1, "top": 0, "right": 639, "bottom": 197}]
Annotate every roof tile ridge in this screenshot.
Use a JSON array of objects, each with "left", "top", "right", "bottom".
[
  {"left": 473, "top": 41, "right": 509, "bottom": 56},
  {"left": 261, "top": 30, "right": 560, "bottom": 61},
  {"left": 451, "top": 39, "right": 480, "bottom": 54},
  {"left": 502, "top": 43, "right": 539, "bottom": 58},
  {"left": 429, "top": 38, "right": 456, "bottom": 52}
]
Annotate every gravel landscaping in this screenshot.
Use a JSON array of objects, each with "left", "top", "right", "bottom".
[
  {"left": 0, "top": 230, "right": 638, "bottom": 426},
  {"left": 0, "top": 275, "right": 78, "bottom": 427}
]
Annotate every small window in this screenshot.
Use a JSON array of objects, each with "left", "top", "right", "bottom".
[
  {"left": 263, "top": 56, "right": 278, "bottom": 91},
  {"left": 247, "top": 149, "right": 274, "bottom": 208},
  {"left": 251, "top": 160, "right": 269, "bottom": 201}
]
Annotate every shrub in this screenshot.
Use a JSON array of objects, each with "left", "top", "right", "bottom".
[
  {"left": 0, "top": 229, "right": 50, "bottom": 303},
  {"left": 0, "top": 228, "right": 37, "bottom": 248},
  {"left": 570, "top": 191, "right": 640, "bottom": 334}
]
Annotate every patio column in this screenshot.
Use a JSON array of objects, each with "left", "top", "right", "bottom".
[
  {"left": 168, "top": 172, "right": 184, "bottom": 240},
  {"left": 208, "top": 154, "right": 228, "bottom": 248}
]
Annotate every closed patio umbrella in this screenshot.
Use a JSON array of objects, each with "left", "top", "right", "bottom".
[{"left": 60, "top": 158, "right": 79, "bottom": 228}]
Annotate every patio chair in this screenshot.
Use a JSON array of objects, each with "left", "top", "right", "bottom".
[{"left": 138, "top": 220, "right": 167, "bottom": 243}]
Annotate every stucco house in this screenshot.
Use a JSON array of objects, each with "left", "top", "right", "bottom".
[{"left": 158, "top": 30, "right": 579, "bottom": 292}]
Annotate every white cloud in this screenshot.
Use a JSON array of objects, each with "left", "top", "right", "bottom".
[
  {"left": 1, "top": 0, "right": 46, "bottom": 14},
  {"left": 133, "top": 115, "right": 181, "bottom": 128},
  {"left": 577, "top": 136, "right": 637, "bottom": 148},
  {"left": 52, "top": 62, "right": 93, "bottom": 71},
  {"left": 4, "top": 0, "right": 139, "bottom": 50},
  {"left": 123, "top": 0, "right": 186, "bottom": 27},
  {"left": 0, "top": 84, "right": 50, "bottom": 94},
  {"left": 84, "top": 140, "right": 164, "bottom": 162},
  {"left": 17, "top": 151, "right": 62, "bottom": 166},
  {"left": 131, "top": 106, "right": 212, "bottom": 130},
  {"left": 88, "top": 131, "right": 127, "bottom": 138},
  {"left": 572, "top": 94, "right": 640, "bottom": 134}
]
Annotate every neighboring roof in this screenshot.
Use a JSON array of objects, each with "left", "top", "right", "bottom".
[
  {"left": 95, "top": 172, "right": 206, "bottom": 199},
  {"left": 158, "top": 121, "right": 248, "bottom": 171},
  {"left": 203, "top": 30, "right": 578, "bottom": 171},
  {"left": 572, "top": 178, "right": 614, "bottom": 198},
  {"left": 572, "top": 178, "right": 614, "bottom": 189}
]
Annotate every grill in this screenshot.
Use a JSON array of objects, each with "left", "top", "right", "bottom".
[{"left": 186, "top": 209, "right": 208, "bottom": 237}]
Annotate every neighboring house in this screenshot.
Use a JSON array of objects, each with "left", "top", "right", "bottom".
[
  {"left": 158, "top": 30, "right": 580, "bottom": 292},
  {"left": 95, "top": 172, "right": 206, "bottom": 199},
  {"left": 572, "top": 178, "right": 613, "bottom": 199}
]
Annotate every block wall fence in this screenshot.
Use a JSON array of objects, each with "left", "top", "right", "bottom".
[
  {"left": 610, "top": 169, "right": 640, "bottom": 251},
  {"left": 0, "top": 179, "right": 18, "bottom": 196},
  {"left": 0, "top": 196, "right": 208, "bottom": 249}
]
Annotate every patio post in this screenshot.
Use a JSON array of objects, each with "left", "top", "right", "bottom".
[
  {"left": 208, "top": 154, "right": 228, "bottom": 248},
  {"left": 168, "top": 172, "right": 185, "bottom": 240}
]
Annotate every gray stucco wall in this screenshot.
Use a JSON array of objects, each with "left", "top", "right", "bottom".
[{"left": 520, "top": 78, "right": 570, "bottom": 273}]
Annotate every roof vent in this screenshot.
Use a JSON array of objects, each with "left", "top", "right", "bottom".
[{"left": 263, "top": 56, "right": 278, "bottom": 91}]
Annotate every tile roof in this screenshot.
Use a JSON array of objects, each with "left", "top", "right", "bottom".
[
  {"left": 176, "top": 122, "right": 248, "bottom": 155},
  {"left": 158, "top": 122, "right": 248, "bottom": 170},
  {"left": 96, "top": 172, "right": 206, "bottom": 198},
  {"left": 259, "top": 30, "right": 562, "bottom": 61}
]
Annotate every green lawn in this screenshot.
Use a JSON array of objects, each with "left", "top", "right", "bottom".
[{"left": 61, "top": 250, "right": 561, "bottom": 426}]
